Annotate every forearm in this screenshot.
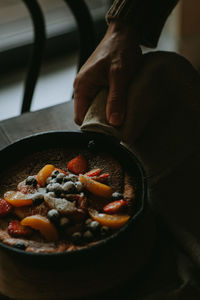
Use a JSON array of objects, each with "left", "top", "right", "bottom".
[{"left": 106, "top": 0, "right": 179, "bottom": 47}]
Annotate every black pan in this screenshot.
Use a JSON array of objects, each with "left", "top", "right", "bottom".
[{"left": 0, "top": 130, "right": 147, "bottom": 267}]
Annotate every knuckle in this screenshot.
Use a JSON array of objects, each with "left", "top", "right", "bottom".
[
  {"left": 110, "top": 59, "right": 126, "bottom": 75},
  {"left": 110, "top": 64, "right": 122, "bottom": 76}
]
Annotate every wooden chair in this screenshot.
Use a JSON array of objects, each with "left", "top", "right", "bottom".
[{"left": 21, "top": 0, "right": 96, "bottom": 114}]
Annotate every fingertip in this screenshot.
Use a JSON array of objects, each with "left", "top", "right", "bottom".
[
  {"left": 74, "top": 116, "right": 82, "bottom": 126},
  {"left": 108, "top": 112, "right": 124, "bottom": 126}
]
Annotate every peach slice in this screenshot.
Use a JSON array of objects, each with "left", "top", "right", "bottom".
[
  {"left": 89, "top": 209, "right": 130, "bottom": 229},
  {"left": 4, "top": 191, "right": 33, "bottom": 207},
  {"left": 37, "top": 164, "right": 55, "bottom": 187},
  {"left": 21, "top": 215, "right": 58, "bottom": 241},
  {"left": 79, "top": 174, "right": 113, "bottom": 198}
]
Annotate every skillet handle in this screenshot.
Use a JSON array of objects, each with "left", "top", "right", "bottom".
[{"left": 81, "top": 89, "right": 122, "bottom": 141}]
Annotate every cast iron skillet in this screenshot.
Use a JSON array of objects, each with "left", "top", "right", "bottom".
[{"left": 0, "top": 130, "right": 147, "bottom": 267}]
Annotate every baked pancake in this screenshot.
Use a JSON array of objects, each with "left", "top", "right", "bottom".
[{"left": 0, "top": 144, "right": 136, "bottom": 253}]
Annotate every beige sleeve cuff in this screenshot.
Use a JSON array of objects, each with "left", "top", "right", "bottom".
[{"left": 106, "top": 0, "right": 179, "bottom": 48}]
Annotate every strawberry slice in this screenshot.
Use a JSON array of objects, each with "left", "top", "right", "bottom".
[
  {"left": 86, "top": 168, "right": 101, "bottom": 177},
  {"left": 91, "top": 173, "right": 110, "bottom": 183},
  {"left": 67, "top": 155, "right": 87, "bottom": 175},
  {"left": 103, "top": 200, "right": 128, "bottom": 214},
  {"left": 8, "top": 220, "right": 33, "bottom": 237},
  {"left": 0, "top": 198, "right": 13, "bottom": 217}
]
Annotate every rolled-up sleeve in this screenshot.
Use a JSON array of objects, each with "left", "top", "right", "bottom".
[{"left": 106, "top": 0, "right": 179, "bottom": 47}]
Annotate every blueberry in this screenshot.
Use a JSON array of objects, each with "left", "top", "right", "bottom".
[
  {"left": 25, "top": 176, "right": 37, "bottom": 187},
  {"left": 75, "top": 181, "right": 84, "bottom": 193},
  {"left": 88, "top": 140, "right": 96, "bottom": 151},
  {"left": 60, "top": 217, "right": 70, "bottom": 228},
  {"left": 14, "top": 241, "right": 26, "bottom": 250},
  {"left": 50, "top": 178, "right": 57, "bottom": 184},
  {"left": 47, "top": 209, "right": 60, "bottom": 223},
  {"left": 112, "top": 192, "right": 124, "bottom": 201},
  {"left": 72, "top": 232, "right": 82, "bottom": 245},
  {"left": 63, "top": 176, "right": 71, "bottom": 183},
  {"left": 68, "top": 174, "right": 78, "bottom": 182},
  {"left": 51, "top": 170, "right": 59, "bottom": 178},
  {"left": 46, "top": 184, "right": 54, "bottom": 193},
  {"left": 56, "top": 173, "right": 66, "bottom": 183},
  {"left": 52, "top": 183, "right": 63, "bottom": 196},
  {"left": 100, "top": 226, "right": 111, "bottom": 237},
  {"left": 32, "top": 193, "right": 44, "bottom": 206},
  {"left": 83, "top": 230, "right": 94, "bottom": 242},
  {"left": 85, "top": 218, "right": 93, "bottom": 226},
  {"left": 63, "top": 181, "right": 75, "bottom": 193},
  {"left": 88, "top": 221, "right": 101, "bottom": 233}
]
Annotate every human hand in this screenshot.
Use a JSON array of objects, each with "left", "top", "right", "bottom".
[{"left": 73, "top": 20, "right": 142, "bottom": 126}]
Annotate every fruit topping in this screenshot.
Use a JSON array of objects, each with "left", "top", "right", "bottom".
[
  {"left": 14, "top": 241, "right": 27, "bottom": 250},
  {"left": 85, "top": 218, "right": 92, "bottom": 226},
  {"left": 66, "top": 223, "right": 83, "bottom": 236},
  {"left": 8, "top": 220, "right": 33, "bottom": 237},
  {"left": 71, "top": 232, "right": 82, "bottom": 245},
  {"left": 86, "top": 168, "right": 101, "bottom": 177},
  {"left": 46, "top": 183, "right": 63, "bottom": 196},
  {"left": 54, "top": 168, "right": 68, "bottom": 176},
  {"left": 47, "top": 209, "right": 60, "bottom": 224},
  {"left": 62, "top": 182, "right": 76, "bottom": 193},
  {"left": 17, "top": 179, "right": 38, "bottom": 194},
  {"left": 79, "top": 174, "right": 113, "bottom": 198},
  {"left": 83, "top": 230, "right": 94, "bottom": 242},
  {"left": 103, "top": 199, "right": 127, "bottom": 214},
  {"left": 21, "top": 215, "right": 58, "bottom": 241},
  {"left": 4, "top": 191, "right": 33, "bottom": 207},
  {"left": 51, "top": 169, "right": 59, "bottom": 178},
  {"left": 68, "top": 174, "right": 78, "bottom": 182},
  {"left": 75, "top": 181, "right": 84, "bottom": 193},
  {"left": 0, "top": 198, "right": 13, "bottom": 217},
  {"left": 87, "top": 220, "right": 101, "bottom": 233},
  {"left": 89, "top": 209, "right": 130, "bottom": 229},
  {"left": 25, "top": 176, "right": 37, "bottom": 187},
  {"left": 111, "top": 192, "right": 124, "bottom": 201},
  {"left": 100, "top": 226, "right": 111, "bottom": 237},
  {"left": 32, "top": 193, "right": 44, "bottom": 206},
  {"left": 91, "top": 173, "right": 110, "bottom": 183},
  {"left": 37, "top": 164, "right": 55, "bottom": 187},
  {"left": 55, "top": 173, "right": 66, "bottom": 183},
  {"left": 67, "top": 155, "right": 87, "bottom": 175}
]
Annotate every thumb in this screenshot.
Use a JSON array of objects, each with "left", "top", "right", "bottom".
[{"left": 106, "top": 67, "right": 129, "bottom": 126}]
